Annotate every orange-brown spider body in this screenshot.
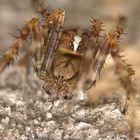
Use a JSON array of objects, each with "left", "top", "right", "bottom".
[{"left": 0, "top": 2, "right": 138, "bottom": 108}]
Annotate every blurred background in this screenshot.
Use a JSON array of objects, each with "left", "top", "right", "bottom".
[
  {"left": 0, "top": 0, "right": 140, "bottom": 100},
  {"left": 0, "top": 0, "right": 140, "bottom": 46}
]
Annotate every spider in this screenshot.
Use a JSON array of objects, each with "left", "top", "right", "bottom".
[{"left": 0, "top": 2, "right": 138, "bottom": 114}]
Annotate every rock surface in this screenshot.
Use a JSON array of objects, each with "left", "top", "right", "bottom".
[{"left": 0, "top": 67, "right": 139, "bottom": 140}]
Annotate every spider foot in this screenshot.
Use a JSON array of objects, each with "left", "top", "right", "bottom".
[
  {"left": 84, "top": 79, "right": 96, "bottom": 90},
  {"left": 122, "top": 97, "right": 131, "bottom": 114},
  {"left": 72, "top": 88, "right": 89, "bottom": 105}
]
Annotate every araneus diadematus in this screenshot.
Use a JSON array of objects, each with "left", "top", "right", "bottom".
[{"left": 0, "top": 1, "right": 138, "bottom": 116}]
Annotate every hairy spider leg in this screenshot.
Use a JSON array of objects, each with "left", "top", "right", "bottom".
[
  {"left": 40, "top": 9, "right": 65, "bottom": 73},
  {"left": 18, "top": 18, "right": 44, "bottom": 67},
  {"left": 0, "top": 18, "right": 40, "bottom": 73},
  {"left": 110, "top": 26, "right": 140, "bottom": 136},
  {"left": 72, "top": 19, "right": 103, "bottom": 102},
  {"left": 85, "top": 26, "right": 125, "bottom": 90}
]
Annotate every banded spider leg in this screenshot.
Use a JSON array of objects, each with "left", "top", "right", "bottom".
[
  {"left": 73, "top": 25, "right": 138, "bottom": 111},
  {"left": 40, "top": 9, "right": 65, "bottom": 73},
  {"left": 0, "top": 18, "right": 41, "bottom": 73},
  {"left": 72, "top": 19, "right": 103, "bottom": 103}
]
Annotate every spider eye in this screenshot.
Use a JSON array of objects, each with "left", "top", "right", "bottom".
[
  {"left": 45, "top": 89, "right": 52, "bottom": 95},
  {"left": 63, "top": 95, "right": 68, "bottom": 100},
  {"left": 63, "top": 94, "right": 73, "bottom": 100},
  {"left": 42, "top": 85, "right": 52, "bottom": 95},
  {"left": 59, "top": 90, "right": 73, "bottom": 100},
  {"left": 42, "top": 83, "right": 58, "bottom": 97}
]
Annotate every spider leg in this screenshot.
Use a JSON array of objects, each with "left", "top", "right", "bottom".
[
  {"left": 72, "top": 19, "right": 103, "bottom": 102},
  {"left": 111, "top": 46, "right": 137, "bottom": 113},
  {"left": 19, "top": 19, "right": 44, "bottom": 97},
  {"left": 73, "top": 25, "right": 126, "bottom": 103},
  {"left": 110, "top": 27, "right": 140, "bottom": 135},
  {"left": 85, "top": 25, "right": 126, "bottom": 89},
  {"left": 18, "top": 28, "right": 44, "bottom": 68},
  {"left": 108, "top": 26, "right": 138, "bottom": 113},
  {"left": 40, "top": 8, "right": 65, "bottom": 73},
  {"left": 17, "top": 22, "right": 44, "bottom": 94},
  {"left": 18, "top": 17, "right": 45, "bottom": 70},
  {"left": 85, "top": 34, "right": 110, "bottom": 89},
  {"left": 0, "top": 18, "right": 43, "bottom": 102},
  {"left": 26, "top": 6, "right": 65, "bottom": 84},
  {"left": 0, "top": 18, "right": 40, "bottom": 73}
]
